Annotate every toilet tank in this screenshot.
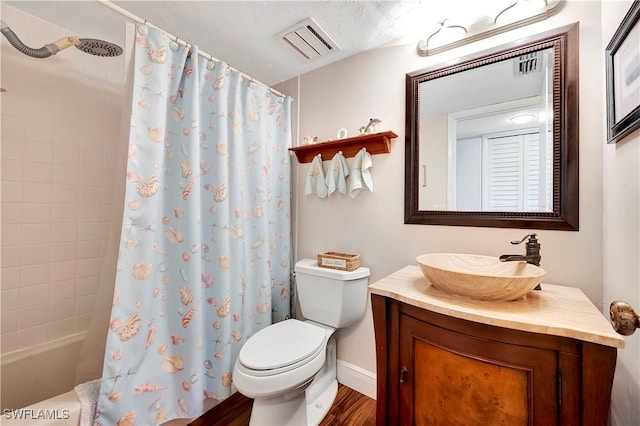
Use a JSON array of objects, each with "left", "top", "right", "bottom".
[{"left": 294, "top": 258, "right": 370, "bottom": 328}]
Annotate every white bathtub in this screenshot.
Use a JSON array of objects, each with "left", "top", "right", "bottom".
[
  {"left": 1, "top": 390, "right": 82, "bottom": 426},
  {"left": 1, "top": 334, "right": 219, "bottom": 425},
  {"left": 1, "top": 389, "right": 220, "bottom": 426}
]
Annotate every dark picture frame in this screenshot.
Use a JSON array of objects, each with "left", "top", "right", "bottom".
[{"left": 606, "top": 0, "right": 640, "bottom": 144}]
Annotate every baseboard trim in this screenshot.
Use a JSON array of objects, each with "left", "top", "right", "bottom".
[{"left": 336, "top": 359, "right": 376, "bottom": 400}]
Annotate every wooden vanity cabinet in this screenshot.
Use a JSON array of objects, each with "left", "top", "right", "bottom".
[{"left": 372, "top": 295, "right": 618, "bottom": 426}]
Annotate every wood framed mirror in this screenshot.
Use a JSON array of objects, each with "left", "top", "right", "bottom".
[{"left": 405, "top": 23, "right": 578, "bottom": 230}]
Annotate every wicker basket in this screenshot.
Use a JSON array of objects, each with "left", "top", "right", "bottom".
[{"left": 317, "top": 251, "right": 361, "bottom": 271}]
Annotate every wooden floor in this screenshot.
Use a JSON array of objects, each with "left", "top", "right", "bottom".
[{"left": 189, "top": 384, "right": 376, "bottom": 426}]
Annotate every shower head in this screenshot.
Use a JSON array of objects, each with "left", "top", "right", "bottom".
[
  {"left": 0, "top": 20, "right": 122, "bottom": 58},
  {"left": 75, "top": 38, "right": 123, "bottom": 57}
]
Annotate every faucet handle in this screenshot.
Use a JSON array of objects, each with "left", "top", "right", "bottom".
[{"left": 510, "top": 233, "right": 538, "bottom": 245}]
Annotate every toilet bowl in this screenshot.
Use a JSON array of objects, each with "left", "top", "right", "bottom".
[{"left": 232, "top": 259, "right": 370, "bottom": 425}]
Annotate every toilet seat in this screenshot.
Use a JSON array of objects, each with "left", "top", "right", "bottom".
[{"left": 237, "top": 319, "right": 327, "bottom": 376}]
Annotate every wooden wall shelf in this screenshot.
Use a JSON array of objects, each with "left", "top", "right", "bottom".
[{"left": 289, "top": 131, "right": 398, "bottom": 163}]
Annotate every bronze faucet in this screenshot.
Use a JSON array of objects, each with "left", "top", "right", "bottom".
[{"left": 499, "top": 234, "right": 542, "bottom": 290}]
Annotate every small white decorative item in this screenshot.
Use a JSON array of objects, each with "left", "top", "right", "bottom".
[
  {"left": 303, "top": 136, "right": 318, "bottom": 145},
  {"left": 337, "top": 128, "right": 348, "bottom": 139},
  {"left": 363, "top": 118, "right": 382, "bottom": 134}
]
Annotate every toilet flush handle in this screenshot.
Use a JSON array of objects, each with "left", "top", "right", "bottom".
[{"left": 610, "top": 301, "right": 640, "bottom": 336}]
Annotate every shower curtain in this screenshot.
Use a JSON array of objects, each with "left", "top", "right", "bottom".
[{"left": 95, "top": 24, "right": 292, "bottom": 425}]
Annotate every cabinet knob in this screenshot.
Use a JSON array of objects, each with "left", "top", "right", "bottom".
[
  {"left": 609, "top": 301, "right": 640, "bottom": 336},
  {"left": 400, "top": 366, "right": 408, "bottom": 384}
]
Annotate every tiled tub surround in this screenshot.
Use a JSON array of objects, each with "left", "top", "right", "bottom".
[{"left": 1, "top": 5, "right": 125, "bottom": 408}]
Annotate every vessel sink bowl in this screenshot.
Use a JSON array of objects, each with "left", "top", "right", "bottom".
[{"left": 416, "top": 253, "right": 546, "bottom": 301}]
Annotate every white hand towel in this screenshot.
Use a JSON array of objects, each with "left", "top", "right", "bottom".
[
  {"left": 305, "top": 154, "right": 328, "bottom": 198},
  {"left": 325, "top": 151, "right": 349, "bottom": 196},
  {"left": 74, "top": 379, "right": 101, "bottom": 426},
  {"left": 350, "top": 148, "right": 374, "bottom": 198}
]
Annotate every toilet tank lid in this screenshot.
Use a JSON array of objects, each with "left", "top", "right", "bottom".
[{"left": 294, "top": 258, "right": 370, "bottom": 280}]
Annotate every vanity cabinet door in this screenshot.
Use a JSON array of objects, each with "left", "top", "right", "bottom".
[{"left": 398, "top": 313, "right": 559, "bottom": 426}]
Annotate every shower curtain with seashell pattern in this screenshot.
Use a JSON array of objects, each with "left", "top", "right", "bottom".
[{"left": 96, "top": 24, "right": 292, "bottom": 426}]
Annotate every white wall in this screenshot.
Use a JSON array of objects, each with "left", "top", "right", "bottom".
[
  {"left": 296, "top": 1, "right": 604, "bottom": 378},
  {"left": 601, "top": 1, "right": 640, "bottom": 424},
  {"left": 0, "top": 5, "right": 124, "bottom": 408}
]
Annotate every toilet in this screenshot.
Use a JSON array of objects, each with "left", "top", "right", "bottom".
[{"left": 232, "top": 258, "right": 370, "bottom": 425}]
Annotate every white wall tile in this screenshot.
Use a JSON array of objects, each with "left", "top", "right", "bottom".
[
  {"left": 49, "top": 299, "right": 75, "bottom": 321},
  {"left": 1, "top": 224, "right": 22, "bottom": 246},
  {"left": 51, "top": 222, "right": 78, "bottom": 242},
  {"left": 50, "top": 242, "right": 77, "bottom": 262},
  {"left": 75, "top": 313, "right": 92, "bottom": 332},
  {"left": 1, "top": 288, "right": 20, "bottom": 311},
  {"left": 22, "top": 182, "right": 52, "bottom": 203},
  {"left": 21, "top": 223, "right": 51, "bottom": 245},
  {"left": 23, "top": 161, "right": 53, "bottom": 183},
  {"left": 52, "top": 185, "right": 79, "bottom": 204},
  {"left": 1, "top": 158, "right": 24, "bottom": 181},
  {"left": 50, "top": 261, "right": 76, "bottom": 282},
  {"left": 77, "top": 276, "right": 100, "bottom": 296},
  {"left": 79, "top": 186, "right": 102, "bottom": 204},
  {"left": 1, "top": 267, "right": 21, "bottom": 289},
  {"left": 81, "top": 147, "right": 104, "bottom": 168},
  {"left": 52, "top": 203, "right": 79, "bottom": 223},
  {"left": 0, "top": 5, "right": 124, "bottom": 355},
  {"left": 23, "top": 140, "right": 54, "bottom": 163},
  {"left": 2, "top": 310, "right": 19, "bottom": 333},
  {"left": 20, "top": 243, "right": 50, "bottom": 265},
  {"left": 49, "top": 279, "right": 76, "bottom": 301},
  {"left": 21, "top": 203, "right": 52, "bottom": 224},
  {"left": 54, "top": 112, "right": 82, "bottom": 146},
  {"left": 1, "top": 331, "right": 18, "bottom": 353},
  {"left": 1, "top": 115, "right": 26, "bottom": 139},
  {"left": 20, "top": 263, "right": 50, "bottom": 286},
  {"left": 0, "top": 137, "right": 25, "bottom": 160},
  {"left": 1, "top": 248, "right": 21, "bottom": 268},
  {"left": 78, "top": 204, "right": 102, "bottom": 222},
  {"left": 77, "top": 222, "right": 101, "bottom": 241},
  {"left": 77, "top": 240, "right": 101, "bottom": 259},
  {"left": 80, "top": 167, "right": 103, "bottom": 187},
  {"left": 53, "top": 145, "right": 80, "bottom": 166},
  {"left": 48, "top": 318, "right": 75, "bottom": 340},
  {"left": 19, "top": 304, "right": 49, "bottom": 328},
  {"left": 19, "top": 283, "right": 49, "bottom": 307},
  {"left": 75, "top": 294, "right": 95, "bottom": 316},
  {"left": 25, "top": 107, "right": 55, "bottom": 143},
  {"left": 17, "top": 324, "right": 48, "bottom": 348},
  {"left": 53, "top": 165, "right": 79, "bottom": 185},
  {"left": 1, "top": 181, "right": 24, "bottom": 203},
  {"left": 1, "top": 202, "right": 22, "bottom": 225},
  {"left": 77, "top": 257, "right": 101, "bottom": 278}
]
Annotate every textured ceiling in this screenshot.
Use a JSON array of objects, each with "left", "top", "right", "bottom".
[{"left": 3, "top": 0, "right": 446, "bottom": 86}]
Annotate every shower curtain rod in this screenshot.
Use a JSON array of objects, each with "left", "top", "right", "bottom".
[{"left": 96, "top": 0, "right": 288, "bottom": 99}]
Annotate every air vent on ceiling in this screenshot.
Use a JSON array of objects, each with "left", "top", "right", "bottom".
[
  {"left": 514, "top": 52, "right": 542, "bottom": 76},
  {"left": 279, "top": 17, "right": 340, "bottom": 61}
]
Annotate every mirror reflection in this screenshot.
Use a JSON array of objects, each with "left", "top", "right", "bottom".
[
  {"left": 405, "top": 23, "right": 579, "bottom": 230},
  {"left": 419, "top": 48, "right": 554, "bottom": 212}
]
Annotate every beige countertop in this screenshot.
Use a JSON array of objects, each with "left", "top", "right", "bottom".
[{"left": 369, "top": 265, "right": 625, "bottom": 349}]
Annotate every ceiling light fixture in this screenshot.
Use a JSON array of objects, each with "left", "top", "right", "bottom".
[
  {"left": 495, "top": 0, "right": 549, "bottom": 24},
  {"left": 417, "top": 20, "right": 468, "bottom": 52},
  {"left": 510, "top": 113, "right": 537, "bottom": 124},
  {"left": 416, "top": 0, "right": 565, "bottom": 57}
]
